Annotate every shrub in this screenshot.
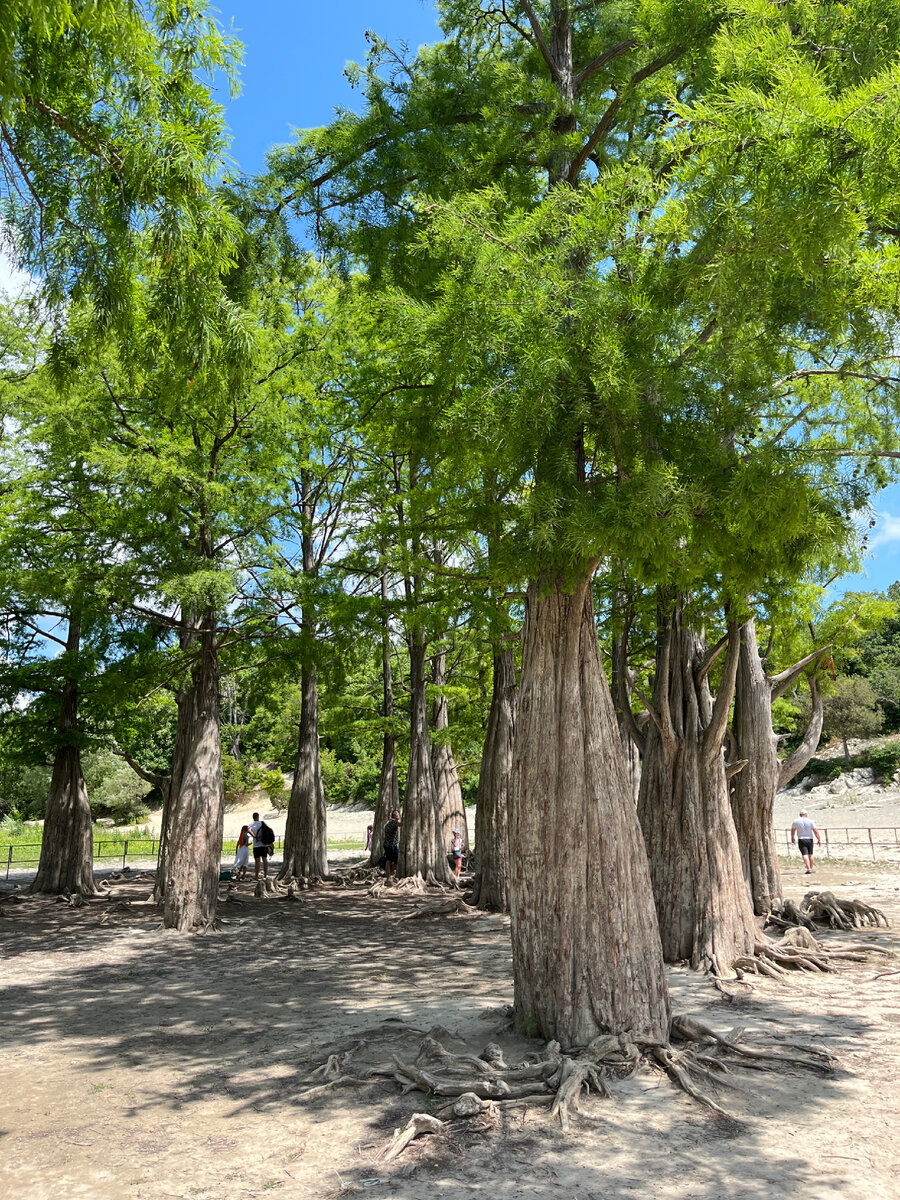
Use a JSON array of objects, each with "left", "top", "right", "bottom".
[
  {"left": 261, "top": 768, "right": 290, "bottom": 810},
  {"left": 858, "top": 743, "right": 900, "bottom": 783}
]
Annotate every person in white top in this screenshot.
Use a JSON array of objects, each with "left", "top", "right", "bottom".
[{"left": 791, "top": 810, "right": 821, "bottom": 874}]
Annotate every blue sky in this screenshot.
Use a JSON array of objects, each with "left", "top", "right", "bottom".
[
  {"left": 216, "top": 1, "right": 442, "bottom": 174},
  {"left": 212, "top": 0, "right": 900, "bottom": 599}
]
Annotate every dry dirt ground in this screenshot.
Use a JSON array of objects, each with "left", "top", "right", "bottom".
[{"left": 2, "top": 855, "right": 899, "bottom": 1200}]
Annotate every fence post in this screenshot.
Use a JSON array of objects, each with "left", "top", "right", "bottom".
[
  {"left": 6, "top": 844, "right": 11, "bottom": 881},
  {"left": 869, "top": 828, "right": 876, "bottom": 861},
  {"left": 824, "top": 828, "right": 830, "bottom": 858},
  {"left": 123, "top": 839, "right": 128, "bottom": 869}
]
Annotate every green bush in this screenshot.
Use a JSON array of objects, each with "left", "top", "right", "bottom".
[
  {"left": 261, "top": 768, "right": 290, "bottom": 810},
  {"left": 858, "top": 743, "right": 900, "bottom": 783},
  {"left": 83, "top": 751, "right": 151, "bottom": 825}
]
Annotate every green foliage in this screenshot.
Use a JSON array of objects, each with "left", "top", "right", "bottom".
[
  {"left": 822, "top": 676, "right": 885, "bottom": 757},
  {"left": 0, "top": 760, "right": 51, "bottom": 821},
  {"left": 858, "top": 742, "right": 900, "bottom": 783},
  {"left": 261, "top": 769, "right": 290, "bottom": 810},
  {"left": 82, "top": 751, "right": 151, "bottom": 824}
]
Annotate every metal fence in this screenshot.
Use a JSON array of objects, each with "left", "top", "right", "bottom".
[
  {"left": 2, "top": 836, "right": 285, "bottom": 880},
  {"left": 779, "top": 827, "right": 900, "bottom": 861}
]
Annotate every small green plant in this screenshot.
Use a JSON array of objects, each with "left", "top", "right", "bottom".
[{"left": 261, "top": 768, "right": 289, "bottom": 810}]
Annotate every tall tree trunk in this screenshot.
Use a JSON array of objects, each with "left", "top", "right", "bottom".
[
  {"left": 509, "top": 578, "right": 670, "bottom": 1048},
  {"left": 30, "top": 608, "right": 95, "bottom": 895},
  {"left": 731, "top": 619, "right": 825, "bottom": 914},
  {"left": 280, "top": 663, "right": 328, "bottom": 880},
  {"left": 162, "top": 610, "right": 224, "bottom": 930},
  {"left": 369, "top": 569, "right": 399, "bottom": 866},
  {"left": 638, "top": 601, "right": 758, "bottom": 973},
  {"left": 472, "top": 646, "right": 516, "bottom": 912},
  {"left": 401, "top": 628, "right": 453, "bottom": 883},
  {"left": 731, "top": 619, "right": 782, "bottom": 915},
  {"left": 432, "top": 646, "right": 469, "bottom": 859}
]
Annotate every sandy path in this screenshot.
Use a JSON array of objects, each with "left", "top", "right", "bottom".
[{"left": 2, "top": 857, "right": 899, "bottom": 1200}]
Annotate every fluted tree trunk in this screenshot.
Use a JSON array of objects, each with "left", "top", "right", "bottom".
[
  {"left": 162, "top": 608, "right": 224, "bottom": 930},
  {"left": 432, "top": 646, "right": 468, "bottom": 860},
  {"left": 472, "top": 645, "right": 516, "bottom": 912},
  {"left": 731, "top": 619, "right": 826, "bottom": 914},
  {"left": 369, "top": 567, "right": 399, "bottom": 866},
  {"left": 638, "top": 599, "right": 759, "bottom": 974},
  {"left": 30, "top": 606, "right": 96, "bottom": 896},
  {"left": 280, "top": 662, "right": 328, "bottom": 880},
  {"left": 401, "top": 627, "right": 453, "bottom": 884},
  {"left": 509, "top": 577, "right": 670, "bottom": 1048}
]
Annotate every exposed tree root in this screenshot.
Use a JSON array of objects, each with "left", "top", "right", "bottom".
[
  {"left": 379, "top": 1113, "right": 444, "bottom": 1162},
  {"left": 802, "top": 890, "right": 889, "bottom": 930},
  {"left": 400, "top": 896, "right": 480, "bottom": 920},
  {"left": 55, "top": 891, "right": 85, "bottom": 908},
  {"left": 299, "top": 1013, "right": 835, "bottom": 1142}
]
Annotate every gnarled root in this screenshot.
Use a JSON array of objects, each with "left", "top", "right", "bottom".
[
  {"left": 379, "top": 1113, "right": 444, "bottom": 1162},
  {"left": 764, "top": 899, "right": 817, "bottom": 933},
  {"left": 802, "top": 890, "right": 889, "bottom": 930}
]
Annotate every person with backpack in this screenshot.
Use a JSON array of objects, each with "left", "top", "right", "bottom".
[{"left": 249, "top": 811, "right": 275, "bottom": 880}]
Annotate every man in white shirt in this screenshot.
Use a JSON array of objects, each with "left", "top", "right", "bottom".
[
  {"left": 248, "top": 811, "right": 270, "bottom": 881},
  {"left": 791, "top": 810, "right": 821, "bottom": 874}
]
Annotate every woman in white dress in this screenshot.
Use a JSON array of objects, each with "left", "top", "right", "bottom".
[{"left": 233, "top": 825, "right": 251, "bottom": 879}]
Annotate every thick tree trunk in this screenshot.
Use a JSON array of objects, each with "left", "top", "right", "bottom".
[
  {"left": 509, "top": 578, "right": 670, "bottom": 1049},
  {"left": 400, "top": 629, "right": 453, "bottom": 884},
  {"left": 162, "top": 612, "right": 224, "bottom": 930},
  {"left": 369, "top": 572, "right": 399, "bottom": 866},
  {"left": 731, "top": 619, "right": 782, "bottom": 915},
  {"left": 432, "top": 648, "right": 469, "bottom": 859},
  {"left": 638, "top": 603, "right": 758, "bottom": 973},
  {"left": 280, "top": 663, "right": 328, "bottom": 880},
  {"left": 30, "top": 608, "right": 96, "bottom": 896},
  {"left": 472, "top": 647, "right": 516, "bottom": 912}
]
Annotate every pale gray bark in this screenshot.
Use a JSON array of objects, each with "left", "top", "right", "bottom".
[
  {"left": 432, "top": 646, "right": 468, "bottom": 860},
  {"left": 30, "top": 605, "right": 96, "bottom": 896},
  {"left": 472, "top": 646, "right": 516, "bottom": 912},
  {"left": 280, "top": 663, "right": 328, "bottom": 880},
  {"left": 509, "top": 578, "right": 670, "bottom": 1048},
  {"left": 162, "top": 609, "right": 224, "bottom": 930},
  {"left": 638, "top": 601, "right": 758, "bottom": 973}
]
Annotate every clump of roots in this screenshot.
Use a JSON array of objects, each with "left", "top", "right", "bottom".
[{"left": 298, "top": 1017, "right": 835, "bottom": 1150}]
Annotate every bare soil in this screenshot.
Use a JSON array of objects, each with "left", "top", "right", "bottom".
[{"left": 2, "top": 856, "right": 899, "bottom": 1200}]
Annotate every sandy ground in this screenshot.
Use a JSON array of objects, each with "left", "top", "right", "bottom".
[{"left": 2, "top": 852, "right": 899, "bottom": 1200}]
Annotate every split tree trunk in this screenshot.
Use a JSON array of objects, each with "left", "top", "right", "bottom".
[
  {"left": 162, "top": 610, "right": 225, "bottom": 930},
  {"left": 432, "top": 647, "right": 469, "bottom": 858},
  {"left": 400, "top": 628, "right": 453, "bottom": 884},
  {"left": 30, "top": 607, "right": 96, "bottom": 896},
  {"left": 638, "top": 602, "right": 758, "bottom": 973},
  {"left": 280, "top": 663, "right": 328, "bottom": 880},
  {"left": 509, "top": 578, "right": 670, "bottom": 1048},
  {"left": 472, "top": 646, "right": 516, "bottom": 912},
  {"left": 731, "top": 618, "right": 824, "bottom": 914}
]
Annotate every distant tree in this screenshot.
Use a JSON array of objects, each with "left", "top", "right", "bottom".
[{"left": 823, "top": 677, "right": 884, "bottom": 761}]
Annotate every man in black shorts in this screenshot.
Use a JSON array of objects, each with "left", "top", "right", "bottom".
[
  {"left": 249, "top": 811, "right": 270, "bottom": 880},
  {"left": 791, "top": 810, "right": 821, "bottom": 874},
  {"left": 383, "top": 809, "right": 401, "bottom": 880}
]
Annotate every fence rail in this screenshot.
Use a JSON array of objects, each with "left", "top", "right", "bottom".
[
  {"left": 779, "top": 827, "right": 900, "bottom": 861},
  {"left": 2, "top": 836, "right": 286, "bottom": 880}
]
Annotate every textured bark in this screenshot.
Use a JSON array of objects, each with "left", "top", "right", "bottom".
[
  {"left": 400, "top": 629, "right": 453, "bottom": 884},
  {"left": 369, "top": 570, "right": 399, "bottom": 865},
  {"left": 731, "top": 620, "right": 782, "bottom": 916},
  {"left": 509, "top": 578, "right": 670, "bottom": 1049},
  {"left": 731, "top": 620, "right": 825, "bottom": 915},
  {"left": 472, "top": 647, "right": 517, "bottom": 912},
  {"left": 611, "top": 623, "right": 644, "bottom": 804},
  {"left": 432, "top": 647, "right": 469, "bottom": 858},
  {"left": 280, "top": 663, "right": 328, "bottom": 880},
  {"left": 30, "top": 607, "right": 96, "bottom": 896},
  {"left": 638, "top": 602, "right": 758, "bottom": 973},
  {"left": 162, "top": 611, "right": 224, "bottom": 930}
]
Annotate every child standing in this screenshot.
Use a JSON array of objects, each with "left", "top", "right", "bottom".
[
  {"left": 450, "top": 829, "right": 464, "bottom": 878},
  {"left": 233, "top": 825, "right": 251, "bottom": 880}
]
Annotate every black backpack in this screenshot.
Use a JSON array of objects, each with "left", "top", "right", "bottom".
[{"left": 258, "top": 820, "right": 275, "bottom": 846}]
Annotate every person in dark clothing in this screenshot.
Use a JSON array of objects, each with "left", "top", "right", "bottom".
[{"left": 383, "top": 809, "right": 401, "bottom": 880}]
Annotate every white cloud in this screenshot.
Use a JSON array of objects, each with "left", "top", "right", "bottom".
[{"left": 869, "top": 512, "right": 900, "bottom": 550}]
